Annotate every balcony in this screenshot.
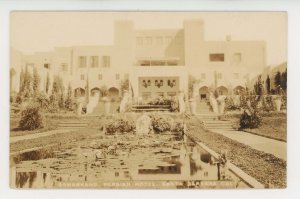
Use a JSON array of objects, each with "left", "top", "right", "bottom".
[{"left": 136, "top": 57, "right": 180, "bottom": 66}]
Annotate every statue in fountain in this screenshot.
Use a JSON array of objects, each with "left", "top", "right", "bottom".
[{"left": 136, "top": 114, "right": 152, "bottom": 135}]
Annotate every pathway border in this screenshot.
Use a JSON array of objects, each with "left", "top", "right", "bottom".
[{"left": 196, "top": 141, "right": 265, "bottom": 189}]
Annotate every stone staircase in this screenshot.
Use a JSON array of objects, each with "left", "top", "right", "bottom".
[
  {"left": 57, "top": 121, "right": 88, "bottom": 129},
  {"left": 91, "top": 102, "right": 105, "bottom": 114},
  {"left": 196, "top": 114, "right": 235, "bottom": 131},
  {"left": 196, "top": 100, "right": 212, "bottom": 114},
  {"left": 194, "top": 99, "right": 234, "bottom": 131},
  {"left": 131, "top": 104, "right": 171, "bottom": 112}
]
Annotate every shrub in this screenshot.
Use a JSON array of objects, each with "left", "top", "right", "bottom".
[
  {"left": 170, "top": 98, "right": 179, "bottom": 112},
  {"left": 148, "top": 97, "right": 171, "bottom": 105},
  {"left": 225, "top": 97, "right": 240, "bottom": 111},
  {"left": 19, "top": 103, "right": 44, "bottom": 130},
  {"left": 105, "top": 118, "right": 135, "bottom": 134},
  {"left": 150, "top": 115, "right": 173, "bottom": 133},
  {"left": 239, "top": 110, "right": 262, "bottom": 129},
  {"left": 262, "top": 95, "right": 274, "bottom": 112},
  {"left": 172, "top": 121, "right": 184, "bottom": 135}
]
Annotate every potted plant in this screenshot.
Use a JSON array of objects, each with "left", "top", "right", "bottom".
[
  {"left": 274, "top": 95, "right": 282, "bottom": 112},
  {"left": 189, "top": 97, "right": 197, "bottom": 115},
  {"left": 102, "top": 96, "right": 111, "bottom": 114},
  {"left": 217, "top": 95, "right": 227, "bottom": 114}
]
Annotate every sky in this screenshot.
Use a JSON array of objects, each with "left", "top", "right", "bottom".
[{"left": 10, "top": 12, "right": 287, "bottom": 66}]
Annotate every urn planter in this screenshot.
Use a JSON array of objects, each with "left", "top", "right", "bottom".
[
  {"left": 189, "top": 99, "right": 197, "bottom": 115},
  {"left": 274, "top": 98, "right": 282, "bottom": 112}
]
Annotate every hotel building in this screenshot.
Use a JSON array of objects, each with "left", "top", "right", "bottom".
[{"left": 10, "top": 19, "right": 266, "bottom": 102}]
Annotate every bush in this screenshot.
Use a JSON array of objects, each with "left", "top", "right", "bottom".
[
  {"left": 225, "top": 97, "right": 240, "bottom": 111},
  {"left": 239, "top": 110, "right": 262, "bottom": 129},
  {"left": 150, "top": 115, "right": 173, "bottom": 133},
  {"left": 105, "top": 118, "right": 135, "bottom": 134},
  {"left": 19, "top": 103, "right": 44, "bottom": 130},
  {"left": 170, "top": 98, "right": 179, "bottom": 112},
  {"left": 262, "top": 95, "right": 274, "bottom": 112},
  {"left": 148, "top": 97, "right": 171, "bottom": 106}
]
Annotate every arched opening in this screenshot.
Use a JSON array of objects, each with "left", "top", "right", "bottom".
[
  {"left": 216, "top": 86, "right": 228, "bottom": 95},
  {"left": 233, "top": 86, "right": 245, "bottom": 95},
  {"left": 199, "top": 86, "right": 209, "bottom": 101},
  {"left": 91, "top": 87, "right": 101, "bottom": 97},
  {"left": 74, "top": 88, "right": 85, "bottom": 97},
  {"left": 108, "top": 87, "right": 119, "bottom": 98}
]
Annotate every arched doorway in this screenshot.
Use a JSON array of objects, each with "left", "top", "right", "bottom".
[
  {"left": 233, "top": 86, "right": 245, "bottom": 95},
  {"left": 216, "top": 86, "right": 228, "bottom": 95},
  {"left": 108, "top": 87, "right": 119, "bottom": 98},
  {"left": 74, "top": 88, "right": 85, "bottom": 97},
  {"left": 199, "top": 86, "right": 209, "bottom": 101},
  {"left": 91, "top": 87, "right": 101, "bottom": 97}
]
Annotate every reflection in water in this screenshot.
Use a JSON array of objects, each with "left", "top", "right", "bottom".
[{"left": 11, "top": 134, "right": 248, "bottom": 189}]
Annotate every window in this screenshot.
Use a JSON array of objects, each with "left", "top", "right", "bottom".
[
  {"left": 79, "top": 56, "right": 87, "bottom": 68},
  {"left": 136, "top": 37, "right": 143, "bottom": 45},
  {"left": 146, "top": 37, "right": 152, "bottom": 45},
  {"left": 61, "top": 63, "right": 68, "bottom": 71},
  {"left": 234, "top": 73, "right": 239, "bottom": 79},
  {"left": 80, "top": 74, "right": 85, "bottom": 80},
  {"left": 233, "top": 53, "right": 242, "bottom": 64},
  {"left": 116, "top": 73, "right": 120, "bottom": 80},
  {"left": 98, "top": 74, "right": 102, "bottom": 80},
  {"left": 217, "top": 73, "right": 222, "bottom": 79},
  {"left": 102, "top": 56, "right": 110, "bottom": 68},
  {"left": 156, "top": 36, "right": 163, "bottom": 45},
  {"left": 201, "top": 73, "right": 206, "bottom": 79},
  {"left": 90, "top": 56, "right": 99, "bottom": 68},
  {"left": 165, "top": 36, "right": 172, "bottom": 44},
  {"left": 209, "top": 53, "right": 225, "bottom": 62},
  {"left": 44, "top": 63, "right": 49, "bottom": 69},
  {"left": 124, "top": 73, "right": 129, "bottom": 79}
]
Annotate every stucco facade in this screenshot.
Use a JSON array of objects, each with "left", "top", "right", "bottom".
[{"left": 10, "top": 19, "right": 266, "bottom": 101}]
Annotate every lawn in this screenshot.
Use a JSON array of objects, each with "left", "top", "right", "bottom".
[
  {"left": 10, "top": 128, "right": 101, "bottom": 153},
  {"left": 10, "top": 113, "right": 105, "bottom": 137},
  {"left": 10, "top": 116, "right": 62, "bottom": 137},
  {"left": 223, "top": 112, "right": 287, "bottom": 142},
  {"left": 186, "top": 116, "right": 286, "bottom": 188}
]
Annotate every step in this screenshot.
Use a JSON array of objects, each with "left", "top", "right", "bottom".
[
  {"left": 204, "top": 123, "right": 233, "bottom": 126},
  {"left": 57, "top": 126, "right": 86, "bottom": 129},
  {"left": 131, "top": 108, "right": 170, "bottom": 111},
  {"left": 204, "top": 125, "right": 233, "bottom": 129},
  {"left": 207, "top": 128, "right": 235, "bottom": 131},
  {"left": 58, "top": 123, "right": 88, "bottom": 126},
  {"left": 203, "top": 121, "right": 232, "bottom": 124},
  {"left": 132, "top": 105, "right": 170, "bottom": 108}
]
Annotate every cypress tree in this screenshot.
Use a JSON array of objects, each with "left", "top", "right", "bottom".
[
  {"left": 266, "top": 75, "right": 271, "bottom": 94},
  {"left": 281, "top": 69, "right": 287, "bottom": 92},
  {"left": 274, "top": 71, "right": 282, "bottom": 89},
  {"left": 46, "top": 72, "right": 50, "bottom": 94},
  {"left": 33, "top": 67, "right": 40, "bottom": 96}
]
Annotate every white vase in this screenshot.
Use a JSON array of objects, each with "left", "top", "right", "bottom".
[
  {"left": 77, "top": 102, "right": 83, "bottom": 115},
  {"left": 104, "top": 102, "right": 111, "bottom": 114},
  {"left": 218, "top": 101, "right": 225, "bottom": 115},
  {"left": 275, "top": 99, "right": 282, "bottom": 112},
  {"left": 189, "top": 99, "right": 197, "bottom": 115}
]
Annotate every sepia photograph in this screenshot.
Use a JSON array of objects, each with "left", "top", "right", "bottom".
[{"left": 9, "top": 11, "right": 287, "bottom": 189}]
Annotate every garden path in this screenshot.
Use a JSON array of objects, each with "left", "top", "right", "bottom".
[
  {"left": 10, "top": 129, "right": 73, "bottom": 143},
  {"left": 209, "top": 129, "right": 286, "bottom": 161}
]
